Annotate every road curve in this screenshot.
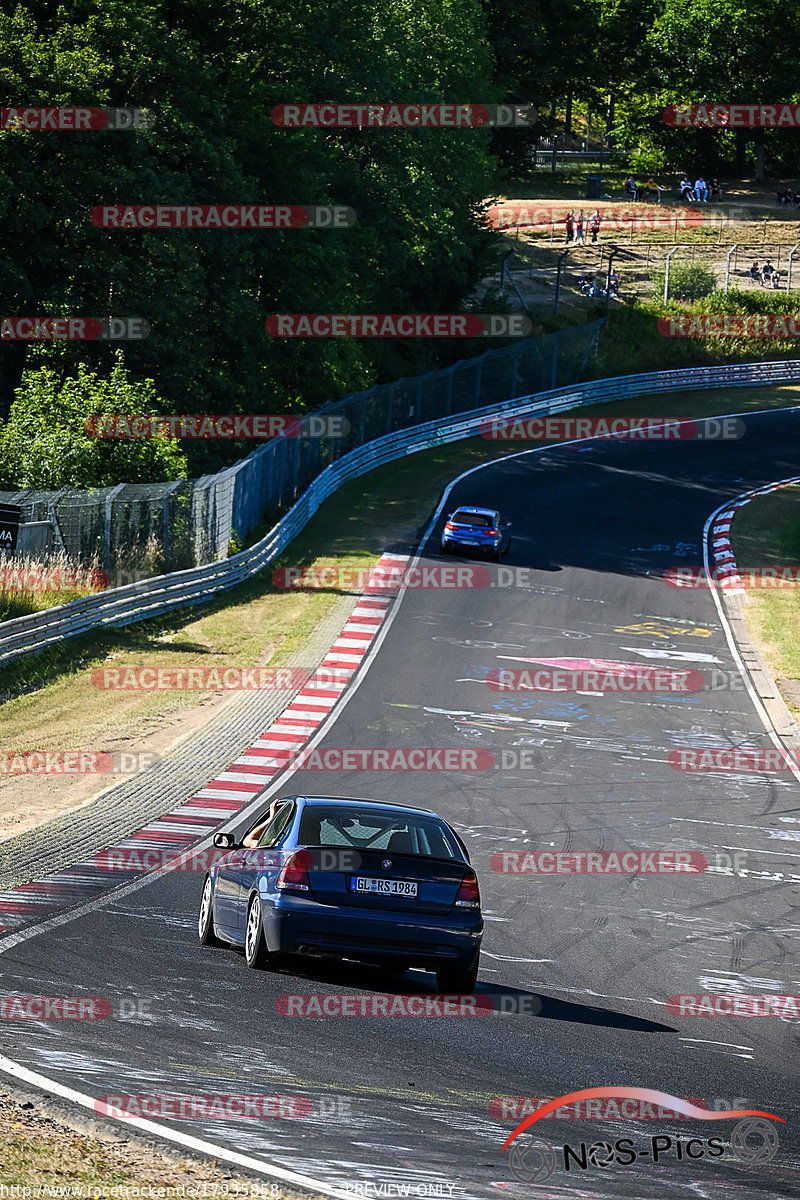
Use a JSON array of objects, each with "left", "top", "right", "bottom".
[{"left": 2, "top": 406, "right": 800, "bottom": 1200}]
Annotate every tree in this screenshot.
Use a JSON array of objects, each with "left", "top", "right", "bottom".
[
  {"left": 0, "top": 352, "right": 188, "bottom": 488},
  {"left": 647, "top": 0, "right": 800, "bottom": 179}
]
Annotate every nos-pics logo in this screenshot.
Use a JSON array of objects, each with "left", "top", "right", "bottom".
[{"left": 501, "top": 1087, "right": 784, "bottom": 1181}]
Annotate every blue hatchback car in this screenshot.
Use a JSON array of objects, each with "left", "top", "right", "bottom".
[
  {"left": 198, "top": 796, "right": 484, "bottom": 992},
  {"left": 441, "top": 506, "right": 512, "bottom": 561}
]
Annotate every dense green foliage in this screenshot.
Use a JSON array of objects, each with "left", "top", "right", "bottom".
[
  {"left": 1, "top": 0, "right": 799, "bottom": 486},
  {"left": 0, "top": 352, "right": 188, "bottom": 488},
  {"left": 0, "top": 0, "right": 500, "bottom": 481}
]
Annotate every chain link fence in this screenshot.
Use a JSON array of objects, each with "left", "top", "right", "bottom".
[{"left": 0, "top": 322, "right": 603, "bottom": 575}]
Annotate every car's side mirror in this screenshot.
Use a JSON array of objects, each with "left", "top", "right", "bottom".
[
  {"left": 446, "top": 512, "right": 453, "bottom": 521},
  {"left": 506, "top": 521, "right": 513, "bottom": 529},
  {"left": 213, "top": 832, "right": 239, "bottom": 849}
]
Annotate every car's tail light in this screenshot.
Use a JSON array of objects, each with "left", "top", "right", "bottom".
[
  {"left": 444, "top": 522, "right": 456, "bottom": 531},
  {"left": 454, "top": 869, "right": 480, "bottom": 909},
  {"left": 486, "top": 528, "right": 498, "bottom": 536},
  {"left": 276, "top": 850, "right": 312, "bottom": 893}
]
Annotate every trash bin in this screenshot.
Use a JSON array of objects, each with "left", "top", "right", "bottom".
[{"left": 586, "top": 174, "right": 603, "bottom": 200}]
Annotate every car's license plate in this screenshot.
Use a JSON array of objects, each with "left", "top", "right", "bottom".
[
  {"left": 461, "top": 538, "right": 480, "bottom": 545},
  {"left": 351, "top": 877, "right": 418, "bottom": 897}
]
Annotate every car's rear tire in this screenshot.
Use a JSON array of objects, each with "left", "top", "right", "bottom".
[
  {"left": 198, "top": 876, "right": 223, "bottom": 947},
  {"left": 244, "top": 894, "right": 274, "bottom": 969},
  {"left": 436, "top": 954, "right": 479, "bottom": 994}
]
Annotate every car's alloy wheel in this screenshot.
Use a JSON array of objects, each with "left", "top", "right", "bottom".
[
  {"left": 198, "top": 876, "right": 222, "bottom": 946},
  {"left": 244, "top": 895, "right": 272, "bottom": 969},
  {"left": 435, "top": 953, "right": 479, "bottom": 994}
]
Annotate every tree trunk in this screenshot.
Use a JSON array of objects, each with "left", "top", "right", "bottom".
[
  {"left": 565, "top": 92, "right": 572, "bottom": 134},
  {"left": 606, "top": 93, "right": 615, "bottom": 146},
  {"left": 755, "top": 132, "right": 765, "bottom": 181},
  {"left": 735, "top": 128, "right": 747, "bottom": 174}
]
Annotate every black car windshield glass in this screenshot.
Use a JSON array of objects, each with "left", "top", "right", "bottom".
[
  {"left": 298, "top": 806, "right": 462, "bottom": 859},
  {"left": 453, "top": 511, "right": 493, "bottom": 527}
]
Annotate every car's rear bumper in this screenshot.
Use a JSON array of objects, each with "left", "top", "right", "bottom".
[
  {"left": 264, "top": 896, "right": 483, "bottom": 967},
  {"left": 441, "top": 534, "right": 500, "bottom": 555}
]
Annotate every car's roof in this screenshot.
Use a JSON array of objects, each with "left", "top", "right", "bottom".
[
  {"left": 290, "top": 795, "right": 438, "bottom": 818},
  {"left": 452, "top": 505, "right": 496, "bottom": 516}
]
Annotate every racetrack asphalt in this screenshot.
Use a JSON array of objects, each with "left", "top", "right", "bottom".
[{"left": 2, "top": 407, "right": 800, "bottom": 1199}]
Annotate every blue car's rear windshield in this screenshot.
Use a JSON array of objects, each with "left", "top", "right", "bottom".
[
  {"left": 298, "top": 806, "right": 463, "bottom": 860},
  {"left": 453, "top": 511, "right": 493, "bottom": 526}
]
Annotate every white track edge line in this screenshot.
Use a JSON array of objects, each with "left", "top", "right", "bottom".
[{"left": 0, "top": 1052, "right": 353, "bottom": 1200}]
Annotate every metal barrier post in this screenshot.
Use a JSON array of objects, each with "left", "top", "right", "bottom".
[
  {"left": 162, "top": 480, "right": 183, "bottom": 570},
  {"left": 788, "top": 243, "right": 800, "bottom": 292},
  {"left": 724, "top": 245, "right": 738, "bottom": 292},
  {"left": 664, "top": 247, "right": 679, "bottom": 303},
  {"left": 103, "top": 484, "right": 126, "bottom": 572}
]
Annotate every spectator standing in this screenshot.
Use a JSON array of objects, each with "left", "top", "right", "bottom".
[
  {"left": 694, "top": 175, "right": 709, "bottom": 202},
  {"left": 575, "top": 209, "right": 586, "bottom": 244},
  {"left": 564, "top": 210, "right": 574, "bottom": 243},
  {"left": 588, "top": 209, "right": 601, "bottom": 243}
]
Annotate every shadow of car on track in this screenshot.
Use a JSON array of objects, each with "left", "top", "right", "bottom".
[{"left": 214, "top": 949, "right": 674, "bottom": 1031}]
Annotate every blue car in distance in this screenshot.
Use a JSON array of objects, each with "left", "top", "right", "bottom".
[
  {"left": 198, "top": 796, "right": 483, "bottom": 992},
  {"left": 441, "top": 506, "right": 512, "bottom": 561}
]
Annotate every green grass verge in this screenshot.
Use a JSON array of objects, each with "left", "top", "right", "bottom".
[{"left": 730, "top": 483, "right": 800, "bottom": 714}]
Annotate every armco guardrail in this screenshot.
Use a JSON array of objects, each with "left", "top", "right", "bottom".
[{"left": 2, "top": 358, "right": 799, "bottom": 665}]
